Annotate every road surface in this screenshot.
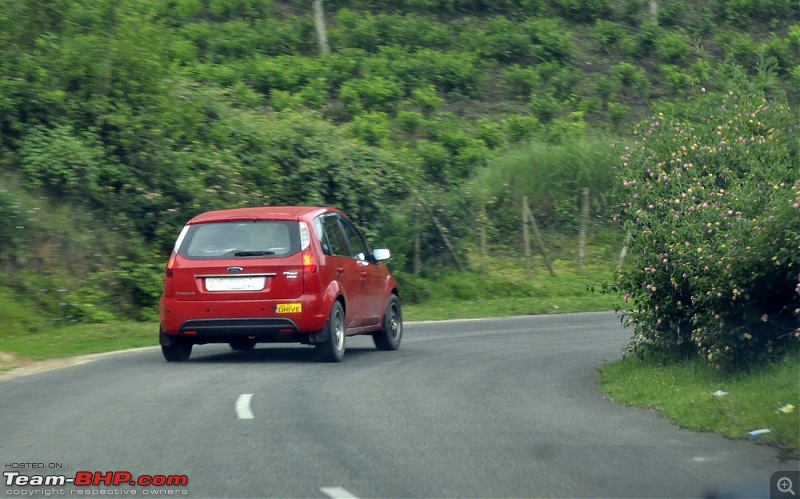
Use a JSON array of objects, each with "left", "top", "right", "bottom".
[{"left": 1, "top": 312, "right": 795, "bottom": 498}]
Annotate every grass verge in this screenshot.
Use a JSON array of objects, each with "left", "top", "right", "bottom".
[
  {"left": 599, "top": 353, "right": 800, "bottom": 459},
  {"left": 401, "top": 264, "right": 620, "bottom": 321}
]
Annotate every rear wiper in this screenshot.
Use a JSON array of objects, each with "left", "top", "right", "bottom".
[{"left": 234, "top": 251, "right": 275, "bottom": 257}]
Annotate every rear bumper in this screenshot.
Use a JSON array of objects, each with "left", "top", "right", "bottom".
[
  {"left": 159, "top": 294, "right": 329, "bottom": 340},
  {"left": 159, "top": 318, "right": 310, "bottom": 345}
]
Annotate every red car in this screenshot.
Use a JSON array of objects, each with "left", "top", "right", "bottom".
[{"left": 159, "top": 206, "right": 402, "bottom": 362}]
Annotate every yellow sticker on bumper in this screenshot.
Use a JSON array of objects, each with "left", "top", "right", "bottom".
[{"left": 275, "top": 303, "right": 302, "bottom": 313}]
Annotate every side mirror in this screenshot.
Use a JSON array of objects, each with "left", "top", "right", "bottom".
[{"left": 372, "top": 248, "right": 391, "bottom": 261}]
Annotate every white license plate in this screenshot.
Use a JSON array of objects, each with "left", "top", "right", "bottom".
[{"left": 206, "top": 277, "right": 266, "bottom": 292}]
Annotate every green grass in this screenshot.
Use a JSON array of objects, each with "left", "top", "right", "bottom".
[
  {"left": 599, "top": 353, "right": 800, "bottom": 458},
  {"left": 403, "top": 262, "right": 620, "bottom": 321},
  {"left": 1, "top": 320, "right": 157, "bottom": 364}
]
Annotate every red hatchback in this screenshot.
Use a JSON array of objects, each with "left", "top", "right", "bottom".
[{"left": 159, "top": 206, "right": 402, "bottom": 362}]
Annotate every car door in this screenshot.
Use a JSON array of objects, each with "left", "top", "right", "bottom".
[
  {"left": 319, "top": 214, "right": 365, "bottom": 329},
  {"left": 339, "top": 217, "right": 385, "bottom": 327}
]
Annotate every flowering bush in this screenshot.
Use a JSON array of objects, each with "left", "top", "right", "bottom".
[{"left": 615, "top": 82, "right": 800, "bottom": 370}]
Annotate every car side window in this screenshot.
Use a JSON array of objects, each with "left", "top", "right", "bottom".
[
  {"left": 313, "top": 217, "right": 331, "bottom": 256},
  {"left": 340, "top": 219, "right": 369, "bottom": 261},
  {"left": 320, "top": 215, "right": 349, "bottom": 257}
]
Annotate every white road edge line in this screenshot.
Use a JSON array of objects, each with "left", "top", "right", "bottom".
[
  {"left": 320, "top": 487, "right": 359, "bottom": 499},
  {"left": 236, "top": 393, "right": 254, "bottom": 419}
]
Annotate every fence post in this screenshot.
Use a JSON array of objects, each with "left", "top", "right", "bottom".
[
  {"left": 617, "top": 233, "right": 631, "bottom": 271},
  {"left": 522, "top": 196, "right": 531, "bottom": 277},
  {"left": 413, "top": 201, "right": 421, "bottom": 275},
  {"left": 578, "top": 187, "right": 590, "bottom": 275},
  {"left": 418, "top": 197, "right": 465, "bottom": 272},
  {"left": 526, "top": 203, "right": 556, "bottom": 277},
  {"left": 479, "top": 204, "right": 487, "bottom": 274}
]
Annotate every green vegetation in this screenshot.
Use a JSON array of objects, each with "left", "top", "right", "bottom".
[
  {"left": 2, "top": 1, "right": 797, "bottom": 314},
  {"left": 599, "top": 352, "right": 800, "bottom": 458},
  {"left": 612, "top": 73, "right": 800, "bottom": 371}
]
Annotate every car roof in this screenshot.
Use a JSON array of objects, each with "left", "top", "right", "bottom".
[{"left": 187, "top": 206, "right": 339, "bottom": 224}]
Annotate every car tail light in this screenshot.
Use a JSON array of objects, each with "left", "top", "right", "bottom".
[
  {"left": 165, "top": 251, "right": 177, "bottom": 278},
  {"left": 300, "top": 222, "right": 317, "bottom": 274},
  {"left": 165, "top": 226, "right": 189, "bottom": 279},
  {"left": 302, "top": 250, "right": 317, "bottom": 274}
]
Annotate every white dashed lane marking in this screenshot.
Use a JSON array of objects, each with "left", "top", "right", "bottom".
[
  {"left": 320, "top": 487, "right": 359, "bottom": 498},
  {"left": 236, "top": 393, "right": 254, "bottom": 419}
]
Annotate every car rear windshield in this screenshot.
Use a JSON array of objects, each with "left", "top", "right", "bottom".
[{"left": 178, "top": 221, "right": 300, "bottom": 259}]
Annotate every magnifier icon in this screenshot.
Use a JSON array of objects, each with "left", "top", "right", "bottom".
[{"left": 778, "top": 477, "right": 796, "bottom": 496}]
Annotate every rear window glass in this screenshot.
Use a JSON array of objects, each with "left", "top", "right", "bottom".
[{"left": 178, "top": 221, "right": 300, "bottom": 259}]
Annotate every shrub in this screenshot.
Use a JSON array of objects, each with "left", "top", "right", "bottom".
[
  {"left": 591, "top": 20, "right": 628, "bottom": 54},
  {"left": 390, "top": 271, "right": 431, "bottom": 304},
  {"left": 552, "top": 0, "right": 611, "bottom": 23},
  {"left": 473, "top": 119, "right": 506, "bottom": 149},
  {"left": 19, "top": 124, "right": 105, "bottom": 199},
  {"left": 500, "top": 65, "right": 541, "bottom": 101},
  {"left": 396, "top": 110, "right": 425, "bottom": 133},
  {"left": 608, "top": 101, "right": 630, "bottom": 126},
  {"left": 473, "top": 17, "right": 537, "bottom": 63},
  {"left": 375, "top": 48, "right": 482, "bottom": 97},
  {"left": 610, "top": 62, "right": 651, "bottom": 99},
  {"left": 331, "top": 9, "right": 382, "bottom": 52},
  {"left": 411, "top": 85, "right": 444, "bottom": 112},
  {"left": 270, "top": 90, "right": 305, "bottom": 111},
  {"left": 377, "top": 13, "right": 452, "bottom": 50},
  {"left": 529, "top": 90, "right": 561, "bottom": 123},
  {"left": 761, "top": 36, "right": 799, "bottom": 75},
  {"left": 636, "top": 21, "right": 661, "bottom": 57},
  {"left": 715, "top": 31, "right": 758, "bottom": 69},
  {"left": 521, "top": 18, "right": 577, "bottom": 62},
  {"left": 658, "top": 64, "right": 692, "bottom": 94},
  {"left": 339, "top": 76, "right": 403, "bottom": 115},
  {"left": 655, "top": 32, "right": 693, "bottom": 66},
  {"left": 0, "top": 187, "right": 28, "bottom": 263},
  {"left": 711, "top": 0, "right": 799, "bottom": 28},
  {"left": 346, "top": 111, "right": 392, "bottom": 146},
  {"left": 503, "top": 115, "right": 541, "bottom": 142},
  {"left": 614, "top": 82, "right": 800, "bottom": 371}
]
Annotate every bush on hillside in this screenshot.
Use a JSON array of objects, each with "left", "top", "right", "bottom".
[{"left": 615, "top": 77, "right": 800, "bottom": 371}]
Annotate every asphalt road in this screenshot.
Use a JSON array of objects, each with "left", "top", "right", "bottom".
[{"left": 1, "top": 312, "right": 795, "bottom": 498}]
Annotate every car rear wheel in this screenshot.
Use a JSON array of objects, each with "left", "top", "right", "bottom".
[
  {"left": 162, "top": 340, "right": 192, "bottom": 362},
  {"left": 373, "top": 294, "right": 402, "bottom": 351},
  {"left": 229, "top": 339, "right": 257, "bottom": 351},
  {"left": 315, "top": 301, "right": 345, "bottom": 362}
]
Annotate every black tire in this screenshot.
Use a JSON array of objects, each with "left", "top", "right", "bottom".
[
  {"left": 229, "top": 339, "right": 257, "bottom": 351},
  {"left": 162, "top": 340, "right": 192, "bottom": 362},
  {"left": 315, "top": 301, "right": 346, "bottom": 362},
  {"left": 373, "top": 294, "right": 402, "bottom": 351}
]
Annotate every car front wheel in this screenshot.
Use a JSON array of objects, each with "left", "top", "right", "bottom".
[
  {"left": 315, "top": 301, "right": 346, "bottom": 362},
  {"left": 373, "top": 294, "right": 402, "bottom": 351}
]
